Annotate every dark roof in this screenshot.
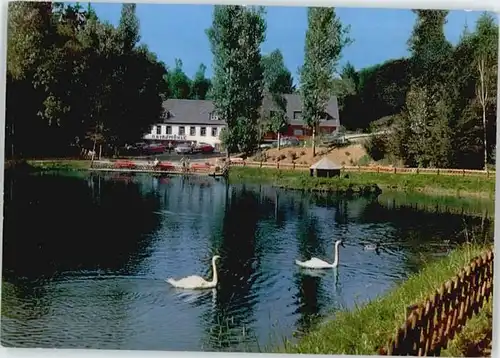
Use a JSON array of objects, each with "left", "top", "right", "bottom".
[
  {"left": 261, "top": 93, "right": 340, "bottom": 127},
  {"left": 161, "top": 99, "right": 223, "bottom": 125},
  {"left": 310, "top": 157, "right": 342, "bottom": 170},
  {"left": 160, "top": 93, "right": 340, "bottom": 127}
]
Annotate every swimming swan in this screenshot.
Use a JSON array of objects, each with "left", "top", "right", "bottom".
[
  {"left": 166, "top": 255, "right": 221, "bottom": 289},
  {"left": 295, "top": 240, "right": 345, "bottom": 269}
]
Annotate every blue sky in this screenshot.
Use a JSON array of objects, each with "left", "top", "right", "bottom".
[{"left": 90, "top": 3, "right": 490, "bottom": 80}]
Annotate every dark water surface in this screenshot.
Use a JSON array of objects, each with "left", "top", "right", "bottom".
[{"left": 1, "top": 171, "right": 493, "bottom": 351}]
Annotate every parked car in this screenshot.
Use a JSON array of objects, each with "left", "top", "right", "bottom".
[
  {"left": 194, "top": 142, "right": 215, "bottom": 154},
  {"left": 280, "top": 136, "right": 300, "bottom": 147},
  {"left": 175, "top": 143, "right": 193, "bottom": 154},
  {"left": 143, "top": 143, "right": 166, "bottom": 155},
  {"left": 259, "top": 141, "right": 276, "bottom": 149}
]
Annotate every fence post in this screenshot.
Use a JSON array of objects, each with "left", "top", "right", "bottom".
[
  {"left": 377, "top": 166, "right": 380, "bottom": 173},
  {"left": 394, "top": 167, "right": 397, "bottom": 174},
  {"left": 293, "top": 162, "right": 296, "bottom": 170},
  {"left": 437, "top": 168, "right": 440, "bottom": 175},
  {"left": 463, "top": 169, "right": 465, "bottom": 177},
  {"left": 277, "top": 161, "right": 279, "bottom": 169},
  {"left": 260, "top": 161, "right": 263, "bottom": 168}
]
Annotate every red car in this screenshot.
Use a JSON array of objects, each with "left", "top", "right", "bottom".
[{"left": 194, "top": 142, "right": 215, "bottom": 154}]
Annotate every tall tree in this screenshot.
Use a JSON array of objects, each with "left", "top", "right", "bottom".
[
  {"left": 190, "top": 63, "right": 212, "bottom": 100},
  {"left": 396, "top": 10, "right": 454, "bottom": 167},
  {"left": 207, "top": 5, "right": 266, "bottom": 157},
  {"left": 299, "top": 7, "right": 351, "bottom": 156},
  {"left": 261, "top": 49, "right": 294, "bottom": 150},
  {"left": 117, "top": 3, "right": 140, "bottom": 53}
]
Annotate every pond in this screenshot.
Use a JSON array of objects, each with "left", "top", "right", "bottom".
[{"left": 1, "top": 171, "right": 494, "bottom": 351}]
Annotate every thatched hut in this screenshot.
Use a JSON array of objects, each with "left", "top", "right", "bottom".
[{"left": 310, "top": 157, "right": 342, "bottom": 178}]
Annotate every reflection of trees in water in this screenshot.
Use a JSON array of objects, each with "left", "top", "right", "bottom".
[
  {"left": 199, "top": 184, "right": 262, "bottom": 351},
  {"left": 3, "top": 173, "right": 163, "bottom": 280},
  {"left": 359, "top": 200, "right": 494, "bottom": 275},
  {"left": 2, "top": 172, "right": 164, "bottom": 347}
]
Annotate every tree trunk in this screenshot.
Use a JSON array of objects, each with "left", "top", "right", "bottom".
[
  {"left": 482, "top": 104, "right": 488, "bottom": 171},
  {"left": 311, "top": 125, "right": 316, "bottom": 157},
  {"left": 277, "top": 132, "right": 281, "bottom": 151},
  {"left": 91, "top": 137, "right": 97, "bottom": 164}
]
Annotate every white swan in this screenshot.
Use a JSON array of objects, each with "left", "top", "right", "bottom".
[
  {"left": 295, "top": 240, "right": 345, "bottom": 269},
  {"left": 166, "top": 255, "right": 221, "bottom": 289}
]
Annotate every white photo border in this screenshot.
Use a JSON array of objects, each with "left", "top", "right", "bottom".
[{"left": 0, "top": 0, "right": 498, "bottom": 358}]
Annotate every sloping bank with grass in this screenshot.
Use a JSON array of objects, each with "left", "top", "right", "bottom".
[
  {"left": 229, "top": 166, "right": 495, "bottom": 198},
  {"left": 275, "top": 243, "right": 492, "bottom": 356}
]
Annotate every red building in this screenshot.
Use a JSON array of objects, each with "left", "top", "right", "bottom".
[{"left": 260, "top": 93, "right": 340, "bottom": 141}]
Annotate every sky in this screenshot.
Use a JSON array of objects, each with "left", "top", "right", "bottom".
[{"left": 89, "top": 3, "right": 492, "bottom": 80}]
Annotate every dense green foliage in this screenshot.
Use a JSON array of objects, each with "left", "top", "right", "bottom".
[
  {"left": 299, "top": 7, "right": 351, "bottom": 156},
  {"left": 207, "top": 5, "right": 267, "bottom": 156},
  {"left": 6, "top": 2, "right": 168, "bottom": 158},
  {"left": 352, "top": 11, "right": 497, "bottom": 170},
  {"left": 7, "top": 4, "right": 496, "bottom": 171}
]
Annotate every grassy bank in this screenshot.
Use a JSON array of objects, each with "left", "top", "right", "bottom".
[
  {"left": 277, "top": 243, "right": 492, "bottom": 355},
  {"left": 378, "top": 191, "right": 495, "bottom": 219},
  {"left": 229, "top": 166, "right": 381, "bottom": 195},
  {"left": 229, "top": 166, "right": 496, "bottom": 198},
  {"left": 26, "top": 159, "right": 91, "bottom": 171}
]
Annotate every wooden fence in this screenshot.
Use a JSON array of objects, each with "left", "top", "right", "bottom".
[
  {"left": 379, "top": 248, "right": 494, "bottom": 356},
  {"left": 227, "top": 160, "right": 496, "bottom": 178}
]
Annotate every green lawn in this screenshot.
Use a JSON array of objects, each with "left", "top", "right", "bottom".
[{"left": 229, "top": 167, "right": 495, "bottom": 198}]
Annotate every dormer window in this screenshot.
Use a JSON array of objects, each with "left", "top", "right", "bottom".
[{"left": 209, "top": 112, "right": 219, "bottom": 121}]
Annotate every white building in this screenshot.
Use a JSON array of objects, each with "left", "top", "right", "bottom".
[{"left": 143, "top": 99, "right": 226, "bottom": 149}]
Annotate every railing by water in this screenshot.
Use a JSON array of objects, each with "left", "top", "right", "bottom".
[
  {"left": 379, "top": 248, "right": 494, "bottom": 356},
  {"left": 228, "top": 160, "right": 496, "bottom": 178}
]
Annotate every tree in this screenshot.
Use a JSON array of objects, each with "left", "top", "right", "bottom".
[
  {"left": 6, "top": 2, "right": 166, "bottom": 159},
  {"left": 471, "top": 13, "right": 498, "bottom": 170},
  {"left": 261, "top": 49, "right": 294, "bottom": 150},
  {"left": 207, "top": 5, "right": 266, "bottom": 157},
  {"left": 117, "top": 3, "right": 140, "bottom": 53},
  {"left": 261, "top": 49, "right": 295, "bottom": 94},
  {"left": 395, "top": 10, "right": 454, "bottom": 167},
  {"left": 167, "top": 58, "right": 192, "bottom": 99},
  {"left": 190, "top": 63, "right": 212, "bottom": 100},
  {"left": 299, "top": 7, "right": 351, "bottom": 156}
]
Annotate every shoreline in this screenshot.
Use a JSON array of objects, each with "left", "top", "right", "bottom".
[
  {"left": 275, "top": 243, "right": 493, "bottom": 356},
  {"left": 8, "top": 159, "right": 496, "bottom": 199},
  {"left": 228, "top": 166, "right": 496, "bottom": 200}
]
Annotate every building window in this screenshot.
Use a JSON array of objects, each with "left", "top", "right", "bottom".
[
  {"left": 179, "top": 126, "right": 185, "bottom": 135},
  {"left": 200, "top": 127, "right": 207, "bottom": 136},
  {"left": 293, "top": 129, "right": 304, "bottom": 136},
  {"left": 209, "top": 112, "right": 219, "bottom": 121},
  {"left": 293, "top": 111, "right": 302, "bottom": 120},
  {"left": 211, "top": 127, "right": 218, "bottom": 137},
  {"left": 156, "top": 125, "right": 162, "bottom": 135},
  {"left": 190, "top": 126, "right": 196, "bottom": 136},
  {"left": 166, "top": 126, "right": 172, "bottom": 135}
]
